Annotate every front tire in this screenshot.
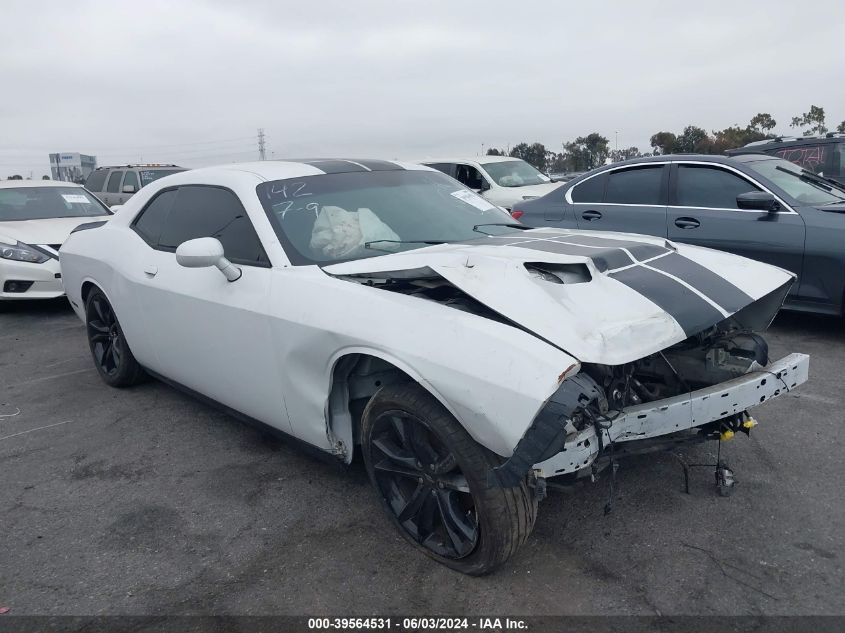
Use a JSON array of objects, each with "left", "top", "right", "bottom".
[
  {"left": 85, "top": 288, "right": 145, "bottom": 387},
  {"left": 361, "top": 383, "right": 537, "bottom": 575}
]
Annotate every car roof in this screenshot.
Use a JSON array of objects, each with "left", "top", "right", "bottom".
[
  {"left": 597, "top": 153, "right": 783, "bottom": 168},
  {"left": 0, "top": 180, "right": 84, "bottom": 189},
  {"left": 727, "top": 134, "right": 845, "bottom": 153},
  {"left": 92, "top": 164, "right": 184, "bottom": 170},
  {"left": 156, "top": 159, "right": 431, "bottom": 183},
  {"left": 420, "top": 156, "right": 525, "bottom": 164}
]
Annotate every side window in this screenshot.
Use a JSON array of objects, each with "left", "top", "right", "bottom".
[
  {"left": 106, "top": 171, "right": 124, "bottom": 193},
  {"left": 122, "top": 171, "right": 139, "bottom": 191},
  {"left": 605, "top": 166, "right": 664, "bottom": 205},
  {"left": 570, "top": 173, "right": 606, "bottom": 203},
  {"left": 425, "top": 163, "right": 454, "bottom": 177},
  {"left": 676, "top": 165, "right": 760, "bottom": 209},
  {"left": 158, "top": 186, "right": 269, "bottom": 266},
  {"left": 85, "top": 170, "right": 108, "bottom": 192},
  {"left": 132, "top": 189, "right": 177, "bottom": 247},
  {"left": 454, "top": 164, "right": 485, "bottom": 190}
]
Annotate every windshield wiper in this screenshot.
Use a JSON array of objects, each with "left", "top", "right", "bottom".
[
  {"left": 363, "top": 239, "right": 447, "bottom": 252},
  {"left": 775, "top": 165, "right": 845, "bottom": 197},
  {"left": 472, "top": 223, "right": 531, "bottom": 235}
]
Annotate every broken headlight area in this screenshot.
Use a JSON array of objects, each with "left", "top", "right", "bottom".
[
  {"left": 581, "top": 326, "right": 770, "bottom": 411},
  {"left": 491, "top": 318, "right": 809, "bottom": 491}
]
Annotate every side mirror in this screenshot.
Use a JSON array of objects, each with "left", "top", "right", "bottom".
[
  {"left": 737, "top": 191, "right": 779, "bottom": 212},
  {"left": 478, "top": 180, "right": 491, "bottom": 192},
  {"left": 122, "top": 184, "right": 137, "bottom": 194},
  {"left": 175, "top": 237, "right": 242, "bottom": 282},
  {"left": 109, "top": 205, "right": 123, "bottom": 212}
]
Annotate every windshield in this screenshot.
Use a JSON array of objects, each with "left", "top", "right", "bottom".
[
  {"left": 257, "top": 169, "right": 518, "bottom": 265},
  {"left": 139, "top": 169, "right": 185, "bottom": 186},
  {"left": 480, "top": 160, "right": 549, "bottom": 187},
  {"left": 746, "top": 159, "right": 845, "bottom": 206},
  {"left": 0, "top": 187, "right": 110, "bottom": 221}
]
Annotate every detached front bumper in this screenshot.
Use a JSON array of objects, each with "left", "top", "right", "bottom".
[
  {"left": 0, "top": 258, "right": 64, "bottom": 300},
  {"left": 531, "top": 353, "right": 810, "bottom": 479}
]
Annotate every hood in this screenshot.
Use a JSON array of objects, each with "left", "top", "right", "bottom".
[
  {"left": 819, "top": 203, "right": 845, "bottom": 214},
  {"left": 506, "top": 182, "right": 563, "bottom": 200},
  {"left": 323, "top": 228, "right": 795, "bottom": 365},
  {"left": 0, "top": 216, "right": 110, "bottom": 247}
]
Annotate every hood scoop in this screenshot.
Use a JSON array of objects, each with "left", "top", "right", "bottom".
[{"left": 524, "top": 262, "right": 591, "bottom": 285}]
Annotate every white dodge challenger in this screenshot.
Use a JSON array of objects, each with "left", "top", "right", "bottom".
[{"left": 59, "top": 159, "right": 809, "bottom": 574}]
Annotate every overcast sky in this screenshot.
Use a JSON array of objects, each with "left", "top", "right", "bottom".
[{"left": 2, "top": 0, "right": 844, "bottom": 178}]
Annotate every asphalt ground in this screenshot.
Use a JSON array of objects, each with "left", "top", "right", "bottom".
[{"left": 1, "top": 299, "right": 842, "bottom": 617}]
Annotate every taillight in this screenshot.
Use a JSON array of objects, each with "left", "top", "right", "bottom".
[{"left": 510, "top": 210, "right": 524, "bottom": 220}]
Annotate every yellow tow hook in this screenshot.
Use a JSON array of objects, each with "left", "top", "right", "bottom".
[
  {"left": 720, "top": 413, "right": 757, "bottom": 441},
  {"left": 739, "top": 414, "right": 758, "bottom": 436}
]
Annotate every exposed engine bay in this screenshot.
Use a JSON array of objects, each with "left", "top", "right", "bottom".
[
  {"left": 581, "top": 326, "right": 770, "bottom": 413},
  {"left": 331, "top": 260, "right": 809, "bottom": 494}
]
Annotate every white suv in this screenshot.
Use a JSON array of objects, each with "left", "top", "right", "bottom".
[{"left": 420, "top": 157, "right": 563, "bottom": 210}]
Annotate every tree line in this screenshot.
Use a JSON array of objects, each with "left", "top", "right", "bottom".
[{"left": 486, "top": 105, "right": 845, "bottom": 173}]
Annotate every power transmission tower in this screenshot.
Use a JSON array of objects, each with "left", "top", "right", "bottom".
[{"left": 258, "top": 128, "right": 266, "bottom": 161}]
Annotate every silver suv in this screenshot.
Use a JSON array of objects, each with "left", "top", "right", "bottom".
[{"left": 84, "top": 164, "right": 186, "bottom": 207}]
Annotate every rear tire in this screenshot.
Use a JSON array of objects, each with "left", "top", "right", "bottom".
[
  {"left": 361, "top": 382, "right": 537, "bottom": 575},
  {"left": 85, "top": 288, "right": 146, "bottom": 387}
]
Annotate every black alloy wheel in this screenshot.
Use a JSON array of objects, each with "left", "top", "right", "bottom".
[
  {"left": 84, "top": 288, "right": 146, "bottom": 387},
  {"left": 370, "top": 411, "right": 479, "bottom": 559},
  {"left": 362, "top": 383, "right": 537, "bottom": 575},
  {"left": 87, "top": 293, "right": 123, "bottom": 377}
]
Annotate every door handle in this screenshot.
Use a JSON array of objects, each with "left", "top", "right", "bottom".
[
  {"left": 674, "top": 217, "right": 700, "bottom": 229},
  {"left": 143, "top": 264, "right": 158, "bottom": 277},
  {"left": 581, "top": 210, "right": 603, "bottom": 221}
]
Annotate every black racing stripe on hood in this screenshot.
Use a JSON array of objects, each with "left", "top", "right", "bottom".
[
  {"left": 609, "top": 266, "right": 724, "bottom": 336},
  {"left": 647, "top": 253, "right": 753, "bottom": 314},
  {"left": 509, "top": 239, "right": 632, "bottom": 271},
  {"left": 300, "top": 160, "right": 368, "bottom": 174},
  {"left": 352, "top": 159, "right": 404, "bottom": 171}
]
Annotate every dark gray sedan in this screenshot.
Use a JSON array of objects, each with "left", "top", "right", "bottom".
[{"left": 513, "top": 154, "right": 845, "bottom": 316}]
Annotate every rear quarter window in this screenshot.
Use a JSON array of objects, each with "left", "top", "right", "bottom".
[
  {"left": 570, "top": 173, "right": 606, "bottom": 203},
  {"left": 132, "top": 189, "right": 177, "bottom": 247},
  {"left": 85, "top": 170, "right": 109, "bottom": 192}
]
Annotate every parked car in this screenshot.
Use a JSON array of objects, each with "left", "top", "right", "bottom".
[
  {"left": 726, "top": 134, "right": 845, "bottom": 185},
  {"left": 513, "top": 153, "right": 845, "bottom": 316},
  {"left": 419, "top": 157, "right": 563, "bottom": 210},
  {"left": 85, "top": 163, "right": 186, "bottom": 208},
  {"left": 59, "top": 159, "right": 808, "bottom": 574},
  {"left": 0, "top": 181, "right": 110, "bottom": 301},
  {"left": 548, "top": 171, "right": 585, "bottom": 183}
]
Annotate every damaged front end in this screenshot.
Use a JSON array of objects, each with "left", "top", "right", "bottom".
[
  {"left": 491, "top": 303, "right": 810, "bottom": 489},
  {"left": 323, "top": 236, "right": 809, "bottom": 494}
]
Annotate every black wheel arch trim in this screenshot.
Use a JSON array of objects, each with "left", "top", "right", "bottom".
[{"left": 488, "top": 373, "right": 603, "bottom": 487}]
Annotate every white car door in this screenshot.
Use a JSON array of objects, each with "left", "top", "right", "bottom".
[{"left": 128, "top": 184, "right": 293, "bottom": 433}]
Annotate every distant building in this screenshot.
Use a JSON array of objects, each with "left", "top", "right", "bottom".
[{"left": 49, "top": 153, "right": 97, "bottom": 183}]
